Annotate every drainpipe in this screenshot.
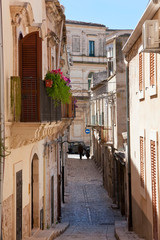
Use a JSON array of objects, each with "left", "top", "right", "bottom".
[
  {"left": 0, "top": 0, "right": 4, "bottom": 239},
  {"left": 61, "top": 141, "right": 64, "bottom": 204},
  {"left": 126, "top": 60, "right": 132, "bottom": 230}
]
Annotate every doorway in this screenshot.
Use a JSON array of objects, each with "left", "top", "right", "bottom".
[
  {"left": 31, "top": 154, "right": 39, "bottom": 229},
  {"left": 51, "top": 175, "right": 54, "bottom": 224},
  {"left": 16, "top": 170, "right": 22, "bottom": 240}
]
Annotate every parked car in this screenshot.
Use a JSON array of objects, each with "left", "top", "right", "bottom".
[{"left": 68, "top": 141, "right": 90, "bottom": 154}]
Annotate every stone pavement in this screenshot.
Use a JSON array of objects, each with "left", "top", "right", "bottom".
[
  {"left": 115, "top": 221, "right": 144, "bottom": 240},
  {"left": 55, "top": 157, "right": 124, "bottom": 240}
]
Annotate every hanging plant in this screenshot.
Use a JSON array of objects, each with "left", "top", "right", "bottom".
[
  {"left": 10, "top": 76, "right": 21, "bottom": 121},
  {"left": 44, "top": 69, "right": 72, "bottom": 106}
]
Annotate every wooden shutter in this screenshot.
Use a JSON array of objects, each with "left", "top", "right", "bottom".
[
  {"left": 19, "top": 32, "right": 42, "bottom": 122},
  {"left": 150, "top": 53, "right": 155, "bottom": 86},
  {"left": 140, "top": 136, "right": 144, "bottom": 188},
  {"left": 139, "top": 52, "right": 143, "bottom": 91},
  {"left": 151, "top": 140, "right": 158, "bottom": 240}
]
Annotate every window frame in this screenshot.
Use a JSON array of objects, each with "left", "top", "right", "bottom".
[
  {"left": 138, "top": 45, "right": 145, "bottom": 100},
  {"left": 72, "top": 35, "right": 80, "bottom": 53},
  {"left": 150, "top": 130, "right": 158, "bottom": 240},
  {"left": 149, "top": 53, "right": 157, "bottom": 97},
  {"left": 139, "top": 130, "right": 146, "bottom": 198},
  {"left": 89, "top": 40, "right": 95, "bottom": 57}
]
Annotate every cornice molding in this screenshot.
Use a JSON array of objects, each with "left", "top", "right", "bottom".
[{"left": 6, "top": 119, "right": 72, "bottom": 149}]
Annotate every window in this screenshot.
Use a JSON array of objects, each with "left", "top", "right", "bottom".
[
  {"left": 138, "top": 46, "right": 144, "bottom": 100},
  {"left": 149, "top": 53, "right": 157, "bottom": 96},
  {"left": 139, "top": 53, "right": 143, "bottom": 91},
  {"left": 88, "top": 72, "right": 93, "bottom": 90},
  {"left": 106, "top": 44, "right": 114, "bottom": 77},
  {"left": 106, "top": 45, "right": 113, "bottom": 59},
  {"left": 72, "top": 36, "right": 80, "bottom": 52},
  {"left": 89, "top": 41, "right": 95, "bottom": 56},
  {"left": 92, "top": 115, "right": 96, "bottom": 125},
  {"left": 108, "top": 61, "right": 113, "bottom": 77},
  {"left": 150, "top": 131, "right": 158, "bottom": 240},
  {"left": 140, "top": 136, "right": 145, "bottom": 188}
]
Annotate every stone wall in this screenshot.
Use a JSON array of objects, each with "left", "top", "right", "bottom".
[
  {"left": 2, "top": 195, "right": 13, "bottom": 240},
  {"left": 23, "top": 204, "right": 30, "bottom": 238}
]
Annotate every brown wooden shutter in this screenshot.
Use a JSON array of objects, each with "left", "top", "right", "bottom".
[
  {"left": 140, "top": 137, "right": 144, "bottom": 188},
  {"left": 150, "top": 140, "right": 158, "bottom": 240},
  {"left": 150, "top": 53, "right": 155, "bottom": 86},
  {"left": 19, "top": 31, "right": 42, "bottom": 122},
  {"left": 139, "top": 52, "right": 143, "bottom": 91}
]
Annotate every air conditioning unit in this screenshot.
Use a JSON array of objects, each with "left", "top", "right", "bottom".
[
  {"left": 142, "top": 20, "right": 160, "bottom": 52},
  {"left": 153, "top": 0, "right": 160, "bottom": 3}
]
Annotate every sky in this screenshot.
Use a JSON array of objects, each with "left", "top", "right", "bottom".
[{"left": 60, "top": 0, "right": 149, "bottom": 30}]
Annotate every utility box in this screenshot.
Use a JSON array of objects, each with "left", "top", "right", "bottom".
[{"left": 142, "top": 20, "right": 160, "bottom": 52}]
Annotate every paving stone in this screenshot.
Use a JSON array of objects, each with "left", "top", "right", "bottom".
[
  {"left": 55, "top": 157, "right": 124, "bottom": 240},
  {"left": 115, "top": 221, "right": 145, "bottom": 240}
]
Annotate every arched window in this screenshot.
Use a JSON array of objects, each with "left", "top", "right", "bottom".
[{"left": 88, "top": 72, "right": 93, "bottom": 90}]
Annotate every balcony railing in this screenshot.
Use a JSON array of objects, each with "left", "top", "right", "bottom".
[
  {"left": 101, "top": 127, "right": 113, "bottom": 144},
  {"left": 61, "top": 96, "right": 76, "bottom": 119},
  {"left": 40, "top": 80, "right": 61, "bottom": 122},
  {"left": 11, "top": 77, "right": 62, "bottom": 122}
]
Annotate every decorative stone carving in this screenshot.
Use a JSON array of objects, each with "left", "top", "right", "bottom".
[
  {"left": 8, "top": 119, "right": 72, "bottom": 149},
  {"left": 46, "top": 1, "right": 62, "bottom": 24},
  {"left": 29, "top": 20, "right": 47, "bottom": 40},
  {"left": 10, "top": 2, "right": 34, "bottom": 27},
  {"left": 47, "top": 30, "right": 60, "bottom": 47}
]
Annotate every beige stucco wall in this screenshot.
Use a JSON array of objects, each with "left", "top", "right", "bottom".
[
  {"left": 128, "top": 21, "right": 160, "bottom": 238},
  {"left": 1, "top": 0, "right": 68, "bottom": 239}
]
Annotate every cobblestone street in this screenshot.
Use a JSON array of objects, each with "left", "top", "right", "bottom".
[{"left": 56, "top": 156, "right": 124, "bottom": 240}]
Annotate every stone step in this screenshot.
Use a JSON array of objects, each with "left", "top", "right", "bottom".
[
  {"left": 24, "top": 222, "right": 69, "bottom": 240},
  {"left": 115, "top": 221, "right": 145, "bottom": 240}
]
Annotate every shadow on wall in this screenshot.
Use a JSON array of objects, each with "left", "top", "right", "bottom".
[
  {"left": 95, "top": 141, "right": 155, "bottom": 239},
  {"left": 130, "top": 158, "right": 154, "bottom": 240}
]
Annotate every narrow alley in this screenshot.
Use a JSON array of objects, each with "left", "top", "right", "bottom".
[{"left": 56, "top": 156, "right": 124, "bottom": 240}]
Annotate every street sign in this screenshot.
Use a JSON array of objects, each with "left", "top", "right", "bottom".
[{"left": 85, "top": 129, "right": 90, "bottom": 134}]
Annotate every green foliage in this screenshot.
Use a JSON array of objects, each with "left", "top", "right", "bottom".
[
  {"left": 0, "top": 139, "right": 10, "bottom": 157},
  {"left": 11, "top": 76, "right": 21, "bottom": 121},
  {"left": 45, "top": 71, "right": 71, "bottom": 106}
]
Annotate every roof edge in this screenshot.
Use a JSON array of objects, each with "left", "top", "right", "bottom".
[
  {"left": 123, "top": 1, "right": 160, "bottom": 55},
  {"left": 66, "top": 19, "right": 107, "bottom": 28}
]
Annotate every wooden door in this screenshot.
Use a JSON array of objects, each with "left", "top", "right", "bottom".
[
  {"left": 16, "top": 170, "right": 22, "bottom": 240},
  {"left": 51, "top": 176, "right": 54, "bottom": 224}
]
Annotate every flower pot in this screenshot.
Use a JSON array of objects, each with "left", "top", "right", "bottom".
[{"left": 45, "top": 79, "right": 53, "bottom": 88}]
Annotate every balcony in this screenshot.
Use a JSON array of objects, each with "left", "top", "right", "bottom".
[
  {"left": 61, "top": 96, "right": 76, "bottom": 119},
  {"left": 11, "top": 77, "right": 62, "bottom": 123},
  {"left": 72, "top": 55, "right": 107, "bottom": 65},
  {"left": 9, "top": 77, "right": 76, "bottom": 149},
  {"left": 101, "top": 127, "right": 113, "bottom": 144}
]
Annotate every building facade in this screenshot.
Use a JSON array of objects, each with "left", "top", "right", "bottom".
[
  {"left": 1, "top": 1, "right": 75, "bottom": 239},
  {"left": 66, "top": 20, "right": 107, "bottom": 146},
  {"left": 123, "top": 1, "right": 160, "bottom": 239},
  {"left": 90, "top": 30, "right": 131, "bottom": 216}
]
